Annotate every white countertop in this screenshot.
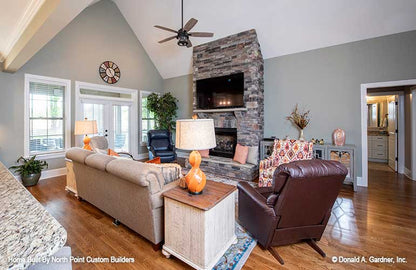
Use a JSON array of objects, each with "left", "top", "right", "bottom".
[{"left": 0, "top": 163, "right": 67, "bottom": 269}]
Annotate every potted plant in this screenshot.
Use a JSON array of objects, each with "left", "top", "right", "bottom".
[
  {"left": 287, "top": 104, "right": 311, "bottom": 141},
  {"left": 147, "top": 92, "right": 179, "bottom": 131},
  {"left": 9, "top": 156, "right": 48, "bottom": 187}
]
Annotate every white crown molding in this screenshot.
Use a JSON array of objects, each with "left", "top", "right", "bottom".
[{"left": 2, "top": 0, "right": 45, "bottom": 61}]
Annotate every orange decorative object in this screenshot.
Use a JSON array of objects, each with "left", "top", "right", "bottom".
[
  {"left": 185, "top": 150, "right": 206, "bottom": 195},
  {"left": 83, "top": 135, "right": 92, "bottom": 151}
]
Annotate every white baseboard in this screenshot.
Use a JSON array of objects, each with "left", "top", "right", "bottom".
[
  {"left": 404, "top": 167, "right": 414, "bottom": 180},
  {"left": 357, "top": 176, "right": 367, "bottom": 187},
  {"left": 14, "top": 167, "right": 67, "bottom": 181},
  {"left": 40, "top": 167, "right": 67, "bottom": 180}
]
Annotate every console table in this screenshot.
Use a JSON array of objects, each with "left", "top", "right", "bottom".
[
  {"left": 162, "top": 180, "right": 237, "bottom": 270},
  {"left": 313, "top": 144, "right": 357, "bottom": 191}
]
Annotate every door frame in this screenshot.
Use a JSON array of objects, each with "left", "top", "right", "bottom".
[
  {"left": 75, "top": 81, "right": 139, "bottom": 158},
  {"left": 360, "top": 79, "right": 416, "bottom": 186}
]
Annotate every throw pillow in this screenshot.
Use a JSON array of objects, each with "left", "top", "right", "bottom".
[
  {"left": 108, "top": 149, "right": 120, "bottom": 157},
  {"left": 198, "top": 149, "right": 210, "bottom": 158},
  {"left": 246, "top": 146, "right": 259, "bottom": 165},
  {"left": 233, "top": 144, "right": 249, "bottom": 164},
  {"left": 146, "top": 157, "right": 161, "bottom": 164}
]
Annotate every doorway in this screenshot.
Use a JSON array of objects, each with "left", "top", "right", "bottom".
[
  {"left": 75, "top": 81, "right": 138, "bottom": 157},
  {"left": 366, "top": 94, "right": 397, "bottom": 173},
  {"left": 361, "top": 79, "right": 416, "bottom": 186}
]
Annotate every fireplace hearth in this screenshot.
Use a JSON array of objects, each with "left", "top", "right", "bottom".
[{"left": 210, "top": 128, "right": 237, "bottom": 158}]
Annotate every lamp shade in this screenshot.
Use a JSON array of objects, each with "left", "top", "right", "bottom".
[
  {"left": 74, "top": 119, "right": 98, "bottom": 135},
  {"left": 176, "top": 119, "right": 216, "bottom": 150}
]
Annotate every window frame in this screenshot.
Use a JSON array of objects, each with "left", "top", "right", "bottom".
[
  {"left": 140, "top": 91, "right": 158, "bottom": 146},
  {"left": 74, "top": 81, "right": 139, "bottom": 157},
  {"left": 24, "top": 74, "right": 71, "bottom": 159}
]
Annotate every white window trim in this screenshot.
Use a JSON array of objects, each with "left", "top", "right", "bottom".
[
  {"left": 139, "top": 90, "right": 158, "bottom": 146},
  {"left": 24, "top": 74, "right": 71, "bottom": 159},
  {"left": 75, "top": 81, "right": 139, "bottom": 158}
]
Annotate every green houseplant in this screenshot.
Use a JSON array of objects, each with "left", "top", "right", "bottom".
[
  {"left": 9, "top": 156, "right": 48, "bottom": 187},
  {"left": 146, "top": 92, "right": 178, "bottom": 131}
]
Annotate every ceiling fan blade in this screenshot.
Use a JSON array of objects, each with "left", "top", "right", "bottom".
[
  {"left": 183, "top": 18, "right": 198, "bottom": 32},
  {"left": 186, "top": 39, "right": 193, "bottom": 48},
  {"left": 189, "top": 32, "right": 214, "bottom": 38},
  {"left": 154, "top": 25, "right": 178, "bottom": 34},
  {"left": 158, "top": 36, "right": 177, "bottom": 43}
]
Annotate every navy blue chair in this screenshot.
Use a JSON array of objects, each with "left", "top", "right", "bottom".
[{"left": 147, "top": 130, "right": 176, "bottom": 163}]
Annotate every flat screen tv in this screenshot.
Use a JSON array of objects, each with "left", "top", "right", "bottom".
[{"left": 196, "top": 73, "right": 244, "bottom": 110}]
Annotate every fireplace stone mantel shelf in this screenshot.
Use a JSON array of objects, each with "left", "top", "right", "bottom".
[{"left": 193, "top": 108, "right": 248, "bottom": 113}]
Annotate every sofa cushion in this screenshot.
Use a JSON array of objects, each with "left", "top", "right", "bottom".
[
  {"left": 66, "top": 148, "right": 94, "bottom": 164},
  {"left": 155, "top": 150, "right": 174, "bottom": 156},
  {"left": 85, "top": 153, "right": 116, "bottom": 171},
  {"left": 247, "top": 146, "right": 259, "bottom": 165},
  {"left": 234, "top": 144, "right": 249, "bottom": 164},
  {"left": 106, "top": 159, "right": 164, "bottom": 193}
]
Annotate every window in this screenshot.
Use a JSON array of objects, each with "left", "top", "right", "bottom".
[
  {"left": 75, "top": 81, "right": 138, "bottom": 157},
  {"left": 24, "top": 74, "right": 71, "bottom": 157},
  {"left": 141, "top": 91, "right": 156, "bottom": 144}
]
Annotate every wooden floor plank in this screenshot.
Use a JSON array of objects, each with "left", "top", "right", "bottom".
[{"left": 26, "top": 162, "right": 416, "bottom": 269}]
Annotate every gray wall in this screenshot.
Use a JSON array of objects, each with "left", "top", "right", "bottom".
[
  {"left": 163, "top": 74, "right": 193, "bottom": 119},
  {"left": 163, "top": 30, "right": 416, "bottom": 178},
  {"left": 0, "top": 0, "right": 163, "bottom": 169}
]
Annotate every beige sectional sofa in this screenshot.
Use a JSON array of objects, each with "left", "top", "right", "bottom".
[{"left": 65, "top": 148, "right": 181, "bottom": 246}]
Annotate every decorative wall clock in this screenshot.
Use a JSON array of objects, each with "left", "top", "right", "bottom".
[{"left": 99, "top": 61, "right": 120, "bottom": 84}]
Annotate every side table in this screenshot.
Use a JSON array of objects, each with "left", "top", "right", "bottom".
[{"left": 162, "top": 180, "right": 237, "bottom": 270}]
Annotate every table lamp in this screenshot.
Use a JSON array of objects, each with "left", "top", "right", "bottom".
[
  {"left": 176, "top": 116, "right": 216, "bottom": 195},
  {"left": 74, "top": 118, "right": 98, "bottom": 151}
]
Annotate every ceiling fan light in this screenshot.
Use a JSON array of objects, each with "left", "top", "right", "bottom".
[{"left": 178, "top": 35, "right": 188, "bottom": 46}]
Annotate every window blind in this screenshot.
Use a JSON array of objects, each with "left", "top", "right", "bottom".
[{"left": 29, "top": 82, "right": 65, "bottom": 154}]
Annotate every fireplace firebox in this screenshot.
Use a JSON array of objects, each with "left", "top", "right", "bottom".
[{"left": 210, "top": 128, "right": 237, "bottom": 158}]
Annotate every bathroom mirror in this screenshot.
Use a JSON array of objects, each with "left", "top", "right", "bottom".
[{"left": 367, "top": 103, "right": 379, "bottom": 127}]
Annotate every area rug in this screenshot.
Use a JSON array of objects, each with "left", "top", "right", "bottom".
[
  {"left": 182, "top": 168, "right": 257, "bottom": 188},
  {"left": 212, "top": 223, "right": 257, "bottom": 270}
]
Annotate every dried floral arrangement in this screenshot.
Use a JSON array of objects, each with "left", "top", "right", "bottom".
[{"left": 287, "top": 104, "right": 310, "bottom": 130}]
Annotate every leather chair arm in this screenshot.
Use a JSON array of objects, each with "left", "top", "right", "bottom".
[
  {"left": 238, "top": 182, "right": 276, "bottom": 211},
  {"left": 237, "top": 182, "right": 278, "bottom": 247}
]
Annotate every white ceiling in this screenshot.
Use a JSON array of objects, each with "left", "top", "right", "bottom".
[
  {"left": 0, "top": 0, "right": 44, "bottom": 62},
  {"left": 114, "top": 0, "right": 416, "bottom": 79}
]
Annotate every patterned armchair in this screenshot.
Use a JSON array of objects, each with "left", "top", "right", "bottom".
[{"left": 259, "top": 139, "right": 313, "bottom": 187}]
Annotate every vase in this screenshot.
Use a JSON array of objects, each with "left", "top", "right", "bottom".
[
  {"left": 21, "top": 173, "right": 41, "bottom": 187},
  {"left": 299, "top": 129, "right": 305, "bottom": 141},
  {"left": 333, "top": 129, "right": 346, "bottom": 146}
]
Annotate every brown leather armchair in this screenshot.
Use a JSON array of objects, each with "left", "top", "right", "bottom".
[{"left": 238, "top": 159, "right": 348, "bottom": 265}]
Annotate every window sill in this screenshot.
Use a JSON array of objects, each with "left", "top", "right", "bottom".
[{"left": 30, "top": 151, "right": 66, "bottom": 160}]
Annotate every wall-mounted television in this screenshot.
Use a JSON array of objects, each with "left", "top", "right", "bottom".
[{"left": 196, "top": 72, "right": 244, "bottom": 110}]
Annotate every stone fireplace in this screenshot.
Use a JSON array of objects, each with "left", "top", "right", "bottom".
[
  {"left": 193, "top": 29, "right": 264, "bottom": 149},
  {"left": 210, "top": 128, "right": 237, "bottom": 158},
  {"left": 182, "top": 29, "right": 264, "bottom": 182}
]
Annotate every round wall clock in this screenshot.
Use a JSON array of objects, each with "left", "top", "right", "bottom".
[{"left": 99, "top": 61, "right": 120, "bottom": 84}]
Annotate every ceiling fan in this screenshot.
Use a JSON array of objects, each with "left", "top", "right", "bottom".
[{"left": 154, "top": 0, "right": 214, "bottom": 48}]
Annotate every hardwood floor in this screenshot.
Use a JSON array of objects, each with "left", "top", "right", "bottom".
[{"left": 27, "top": 163, "right": 416, "bottom": 269}]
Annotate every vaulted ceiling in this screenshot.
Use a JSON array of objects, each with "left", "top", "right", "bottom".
[
  {"left": 114, "top": 0, "right": 416, "bottom": 79},
  {"left": 1, "top": 0, "right": 416, "bottom": 77},
  {"left": 0, "top": 0, "right": 94, "bottom": 72}
]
